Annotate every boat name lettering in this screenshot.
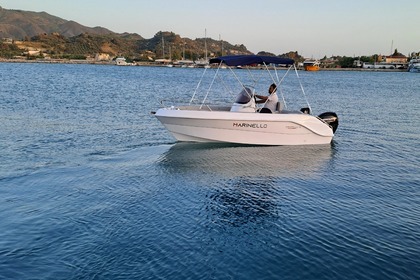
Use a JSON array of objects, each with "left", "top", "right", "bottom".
[{"left": 233, "top": 122, "right": 267, "bottom": 128}]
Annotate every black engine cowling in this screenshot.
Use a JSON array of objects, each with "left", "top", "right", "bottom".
[{"left": 318, "top": 112, "right": 339, "bottom": 133}]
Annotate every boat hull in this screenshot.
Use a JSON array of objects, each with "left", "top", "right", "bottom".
[
  {"left": 408, "top": 59, "right": 420, "bottom": 73},
  {"left": 408, "top": 66, "right": 420, "bottom": 73},
  {"left": 303, "top": 60, "right": 320, "bottom": 71},
  {"left": 155, "top": 108, "right": 334, "bottom": 145}
]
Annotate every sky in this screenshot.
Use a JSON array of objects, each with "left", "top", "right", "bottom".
[{"left": 1, "top": 0, "right": 419, "bottom": 58}]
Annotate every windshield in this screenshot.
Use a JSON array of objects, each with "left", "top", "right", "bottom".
[{"left": 234, "top": 87, "right": 254, "bottom": 104}]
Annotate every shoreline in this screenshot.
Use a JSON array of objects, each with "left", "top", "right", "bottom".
[{"left": 0, "top": 58, "right": 408, "bottom": 72}]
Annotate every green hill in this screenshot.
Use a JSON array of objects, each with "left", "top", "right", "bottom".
[{"left": 0, "top": 6, "right": 302, "bottom": 61}]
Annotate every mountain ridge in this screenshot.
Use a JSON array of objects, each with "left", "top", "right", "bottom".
[
  {"left": 0, "top": 6, "right": 114, "bottom": 38},
  {"left": 0, "top": 6, "right": 303, "bottom": 61}
]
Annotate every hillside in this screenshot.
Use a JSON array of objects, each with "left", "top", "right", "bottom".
[
  {"left": 0, "top": 6, "right": 114, "bottom": 38},
  {"left": 0, "top": 6, "right": 303, "bottom": 62}
]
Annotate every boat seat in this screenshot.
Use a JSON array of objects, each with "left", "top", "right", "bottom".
[{"left": 276, "top": 101, "right": 284, "bottom": 112}]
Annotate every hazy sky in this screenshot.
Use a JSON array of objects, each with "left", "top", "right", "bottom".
[{"left": 1, "top": 0, "right": 419, "bottom": 58}]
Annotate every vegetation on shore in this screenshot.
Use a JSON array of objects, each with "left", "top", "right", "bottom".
[{"left": 0, "top": 31, "right": 254, "bottom": 61}]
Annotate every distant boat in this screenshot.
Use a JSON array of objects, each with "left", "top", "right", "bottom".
[
  {"left": 176, "top": 59, "right": 195, "bottom": 66},
  {"left": 303, "top": 60, "right": 320, "bottom": 71},
  {"left": 176, "top": 41, "right": 195, "bottom": 67},
  {"left": 115, "top": 57, "right": 132, "bottom": 66},
  {"left": 194, "top": 59, "right": 210, "bottom": 68},
  {"left": 362, "top": 62, "right": 398, "bottom": 69},
  {"left": 408, "top": 58, "right": 420, "bottom": 73},
  {"left": 195, "top": 29, "right": 210, "bottom": 68}
]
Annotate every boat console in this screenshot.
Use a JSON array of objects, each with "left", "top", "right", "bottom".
[{"left": 230, "top": 87, "right": 256, "bottom": 112}]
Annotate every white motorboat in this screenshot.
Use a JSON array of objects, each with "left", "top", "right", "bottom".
[
  {"left": 408, "top": 58, "right": 420, "bottom": 73},
  {"left": 153, "top": 55, "right": 338, "bottom": 146}
]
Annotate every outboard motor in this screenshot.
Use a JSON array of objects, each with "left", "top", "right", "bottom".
[
  {"left": 318, "top": 112, "right": 339, "bottom": 133},
  {"left": 230, "top": 87, "right": 256, "bottom": 112}
]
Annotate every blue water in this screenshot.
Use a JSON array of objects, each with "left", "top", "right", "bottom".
[{"left": 0, "top": 63, "right": 419, "bottom": 279}]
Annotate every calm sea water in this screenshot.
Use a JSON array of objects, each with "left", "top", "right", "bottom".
[{"left": 0, "top": 63, "right": 419, "bottom": 280}]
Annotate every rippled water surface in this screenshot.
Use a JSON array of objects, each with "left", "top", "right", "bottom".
[{"left": 1, "top": 63, "right": 419, "bottom": 279}]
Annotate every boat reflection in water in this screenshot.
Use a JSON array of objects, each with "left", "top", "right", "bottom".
[
  {"left": 159, "top": 142, "right": 335, "bottom": 227},
  {"left": 158, "top": 142, "right": 334, "bottom": 179}
]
